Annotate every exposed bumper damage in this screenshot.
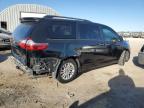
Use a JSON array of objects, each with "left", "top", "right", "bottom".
[
  {"left": 13, "top": 56, "right": 61, "bottom": 78},
  {"left": 30, "top": 57, "right": 61, "bottom": 77},
  {"left": 12, "top": 57, "right": 33, "bottom": 75}
]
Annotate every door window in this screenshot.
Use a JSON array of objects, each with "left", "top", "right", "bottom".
[
  {"left": 79, "top": 24, "right": 100, "bottom": 40},
  {"left": 102, "top": 27, "right": 120, "bottom": 42}
]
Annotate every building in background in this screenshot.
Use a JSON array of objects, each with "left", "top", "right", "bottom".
[{"left": 0, "top": 4, "right": 59, "bottom": 32}]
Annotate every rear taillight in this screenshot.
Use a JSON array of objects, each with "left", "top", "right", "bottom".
[{"left": 18, "top": 38, "right": 48, "bottom": 51}]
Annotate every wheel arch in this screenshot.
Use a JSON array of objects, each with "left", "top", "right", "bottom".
[{"left": 55, "top": 56, "right": 81, "bottom": 78}]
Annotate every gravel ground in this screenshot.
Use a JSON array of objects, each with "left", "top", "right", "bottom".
[{"left": 0, "top": 38, "right": 144, "bottom": 108}]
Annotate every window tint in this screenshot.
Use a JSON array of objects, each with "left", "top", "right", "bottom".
[
  {"left": 52, "top": 24, "right": 73, "bottom": 37},
  {"left": 102, "top": 27, "right": 119, "bottom": 41},
  {"left": 79, "top": 24, "right": 100, "bottom": 40},
  {"left": 32, "top": 20, "right": 75, "bottom": 42}
]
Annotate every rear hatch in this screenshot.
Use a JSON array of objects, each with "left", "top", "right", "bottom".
[{"left": 12, "top": 22, "right": 34, "bottom": 65}]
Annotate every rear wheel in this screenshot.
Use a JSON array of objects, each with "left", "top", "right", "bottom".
[{"left": 57, "top": 59, "right": 78, "bottom": 83}]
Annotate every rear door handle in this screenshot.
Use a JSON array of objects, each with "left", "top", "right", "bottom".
[{"left": 105, "top": 43, "right": 111, "bottom": 45}]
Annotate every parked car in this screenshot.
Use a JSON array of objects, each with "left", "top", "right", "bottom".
[
  {"left": 12, "top": 16, "right": 130, "bottom": 83},
  {"left": 0, "top": 28, "right": 11, "bottom": 49},
  {"left": 141, "top": 35, "right": 144, "bottom": 39},
  {"left": 138, "top": 45, "right": 144, "bottom": 65}
]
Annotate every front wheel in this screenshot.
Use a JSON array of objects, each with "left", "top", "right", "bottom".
[
  {"left": 118, "top": 51, "right": 126, "bottom": 66},
  {"left": 57, "top": 59, "right": 78, "bottom": 83},
  {"left": 125, "top": 50, "right": 130, "bottom": 62}
]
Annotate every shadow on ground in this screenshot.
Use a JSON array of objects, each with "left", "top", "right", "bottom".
[
  {"left": 0, "top": 50, "right": 11, "bottom": 63},
  {"left": 70, "top": 69, "right": 144, "bottom": 108},
  {"left": 0, "top": 54, "right": 8, "bottom": 63},
  {"left": 133, "top": 56, "right": 144, "bottom": 69}
]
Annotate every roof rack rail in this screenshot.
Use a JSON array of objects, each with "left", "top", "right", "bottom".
[
  {"left": 20, "top": 17, "right": 41, "bottom": 23},
  {"left": 44, "top": 15, "right": 91, "bottom": 22}
]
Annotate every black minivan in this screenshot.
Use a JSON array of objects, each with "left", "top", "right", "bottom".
[{"left": 12, "top": 16, "right": 130, "bottom": 83}]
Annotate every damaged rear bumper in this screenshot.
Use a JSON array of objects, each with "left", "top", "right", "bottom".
[
  {"left": 30, "top": 57, "right": 61, "bottom": 77},
  {"left": 12, "top": 56, "right": 61, "bottom": 78},
  {"left": 12, "top": 56, "right": 33, "bottom": 75}
]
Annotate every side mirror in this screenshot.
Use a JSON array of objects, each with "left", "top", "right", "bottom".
[
  {"left": 119, "top": 36, "right": 123, "bottom": 41},
  {"left": 111, "top": 38, "right": 117, "bottom": 43}
]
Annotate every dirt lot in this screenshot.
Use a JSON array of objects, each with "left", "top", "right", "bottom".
[{"left": 0, "top": 38, "right": 144, "bottom": 108}]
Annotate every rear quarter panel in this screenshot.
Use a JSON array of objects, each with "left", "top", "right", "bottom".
[{"left": 28, "top": 39, "right": 82, "bottom": 60}]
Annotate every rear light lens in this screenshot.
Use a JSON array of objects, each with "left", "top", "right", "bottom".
[{"left": 18, "top": 38, "right": 48, "bottom": 51}]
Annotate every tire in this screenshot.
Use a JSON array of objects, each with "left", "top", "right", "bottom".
[
  {"left": 118, "top": 51, "right": 126, "bottom": 66},
  {"left": 57, "top": 59, "right": 78, "bottom": 83},
  {"left": 125, "top": 50, "right": 130, "bottom": 62}
]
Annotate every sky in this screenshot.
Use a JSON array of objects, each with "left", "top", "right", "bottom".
[{"left": 0, "top": 0, "right": 144, "bottom": 32}]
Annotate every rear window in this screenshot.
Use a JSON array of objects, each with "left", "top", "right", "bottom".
[
  {"left": 13, "top": 23, "right": 33, "bottom": 41},
  {"left": 31, "top": 20, "right": 76, "bottom": 42}
]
